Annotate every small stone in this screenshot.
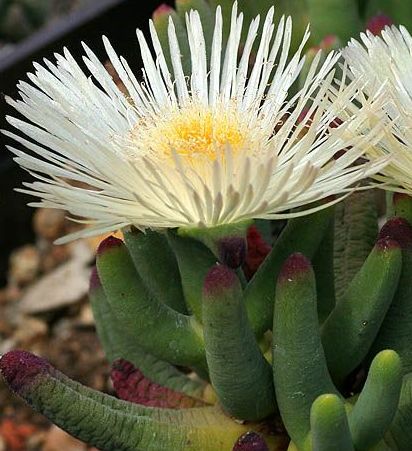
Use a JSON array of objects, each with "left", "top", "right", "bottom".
[
  {"left": 4, "top": 284, "right": 22, "bottom": 303},
  {"left": 43, "top": 426, "right": 88, "bottom": 451},
  {"left": 68, "top": 240, "right": 95, "bottom": 264},
  {"left": 19, "top": 260, "right": 91, "bottom": 314},
  {"left": 9, "top": 245, "right": 40, "bottom": 286},
  {"left": 26, "top": 431, "right": 47, "bottom": 450},
  {"left": 13, "top": 317, "right": 48, "bottom": 345},
  {"left": 33, "top": 208, "right": 66, "bottom": 241},
  {"left": 41, "top": 245, "right": 70, "bottom": 272},
  {"left": 77, "top": 304, "right": 95, "bottom": 327},
  {"left": 0, "top": 338, "right": 16, "bottom": 356}
]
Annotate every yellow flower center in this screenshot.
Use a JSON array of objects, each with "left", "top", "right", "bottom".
[{"left": 129, "top": 104, "right": 262, "bottom": 165}]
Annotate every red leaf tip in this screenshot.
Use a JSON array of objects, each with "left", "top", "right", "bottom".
[
  {"left": 366, "top": 14, "right": 394, "bottom": 35},
  {"left": 203, "top": 264, "right": 238, "bottom": 298},
  {"left": 279, "top": 253, "right": 312, "bottom": 283},
  {"left": 379, "top": 217, "right": 412, "bottom": 250},
  {"left": 111, "top": 359, "right": 202, "bottom": 408},
  {"left": 153, "top": 3, "right": 174, "bottom": 18},
  {"left": 375, "top": 237, "right": 401, "bottom": 251},
  {"left": 0, "top": 350, "right": 50, "bottom": 393},
  {"left": 97, "top": 235, "right": 123, "bottom": 255}
]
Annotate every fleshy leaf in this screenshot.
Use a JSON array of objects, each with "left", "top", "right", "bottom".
[
  {"left": 272, "top": 253, "right": 339, "bottom": 447},
  {"left": 203, "top": 264, "right": 276, "bottom": 421},
  {"left": 322, "top": 238, "right": 402, "bottom": 385}
]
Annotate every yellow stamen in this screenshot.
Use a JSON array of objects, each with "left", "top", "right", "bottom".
[{"left": 129, "top": 104, "right": 262, "bottom": 164}]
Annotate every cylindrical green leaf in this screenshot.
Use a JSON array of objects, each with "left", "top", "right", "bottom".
[
  {"left": 0, "top": 351, "right": 252, "bottom": 451},
  {"left": 178, "top": 221, "right": 250, "bottom": 268},
  {"left": 310, "top": 394, "right": 354, "bottom": 451},
  {"left": 89, "top": 267, "right": 207, "bottom": 399},
  {"left": 124, "top": 228, "right": 187, "bottom": 313},
  {"left": 386, "top": 373, "right": 412, "bottom": 450},
  {"left": 322, "top": 238, "right": 402, "bottom": 385},
  {"left": 246, "top": 207, "right": 334, "bottom": 337},
  {"left": 394, "top": 193, "right": 412, "bottom": 226},
  {"left": 96, "top": 236, "right": 206, "bottom": 370},
  {"left": 168, "top": 231, "right": 217, "bottom": 321},
  {"left": 273, "top": 253, "right": 339, "bottom": 447},
  {"left": 349, "top": 350, "right": 402, "bottom": 450},
  {"left": 334, "top": 191, "right": 378, "bottom": 303},
  {"left": 312, "top": 214, "right": 336, "bottom": 323},
  {"left": 203, "top": 264, "right": 276, "bottom": 421},
  {"left": 370, "top": 217, "right": 412, "bottom": 373}
]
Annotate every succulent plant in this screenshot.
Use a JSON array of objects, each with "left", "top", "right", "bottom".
[
  {"left": 2, "top": 191, "right": 412, "bottom": 450},
  {"left": 3, "top": 0, "right": 412, "bottom": 450}
]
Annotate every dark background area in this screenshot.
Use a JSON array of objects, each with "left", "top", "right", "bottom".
[{"left": 0, "top": 0, "right": 173, "bottom": 285}]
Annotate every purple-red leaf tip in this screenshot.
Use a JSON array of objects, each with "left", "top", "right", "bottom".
[
  {"left": 366, "top": 14, "right": 394, "bottom": 35},
  {"left": 379, "top": 217, "right": 412, "bottom": 250},
  {"left": 278, "top": 252, "right": 312, "bottom": 283},
  {"left": 97, "top": 235, "right": 123, "bottom": 256},
  {"left": 203, "top": 264, "right": 238, "bottom": 298},
  {"left": 153, "top": 3, "right": 174, "bottom": 18},
  {"left": 393, "top": 192, "right": 412, "bottom": 205},
  {"left": 0, "top": 350, "right": 50, "bottom": 393},
  {"left": 375, "top": 237, "right": 401, "bottom": 252},
  {"left": 232, "top": 432, "right": 269, "bottom": 451},
  {"left": 218, "top": 236, "right": 247, "bottom": 268}
]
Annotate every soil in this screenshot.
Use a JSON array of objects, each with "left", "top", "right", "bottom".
[{"left": 0, "top": 207, "right": 114, "bottom": 450}]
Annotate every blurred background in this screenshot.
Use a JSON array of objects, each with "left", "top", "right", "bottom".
[{"left": 0, "top": 0, "right": 409, "bottom": 449}]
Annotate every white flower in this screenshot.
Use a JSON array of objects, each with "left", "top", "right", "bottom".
[
  {"left": 4, "top": 2, "right": 388, "bottom": 243},
  {"left": 343, "top": 26, "right": 412, "bottom": 193}
]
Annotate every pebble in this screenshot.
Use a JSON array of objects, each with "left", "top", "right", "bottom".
[
  {"left": 9, "top": 245, "right": 40, "bottom": 286},
  {"left": 13, "top": 317, "right": 48, "bottom": 345},
  {"left": 33, "top": 209, "right": 66, "bottom": 241},
  {"left": 19, "top": 260, "right": 91, "bottom": 314}
]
